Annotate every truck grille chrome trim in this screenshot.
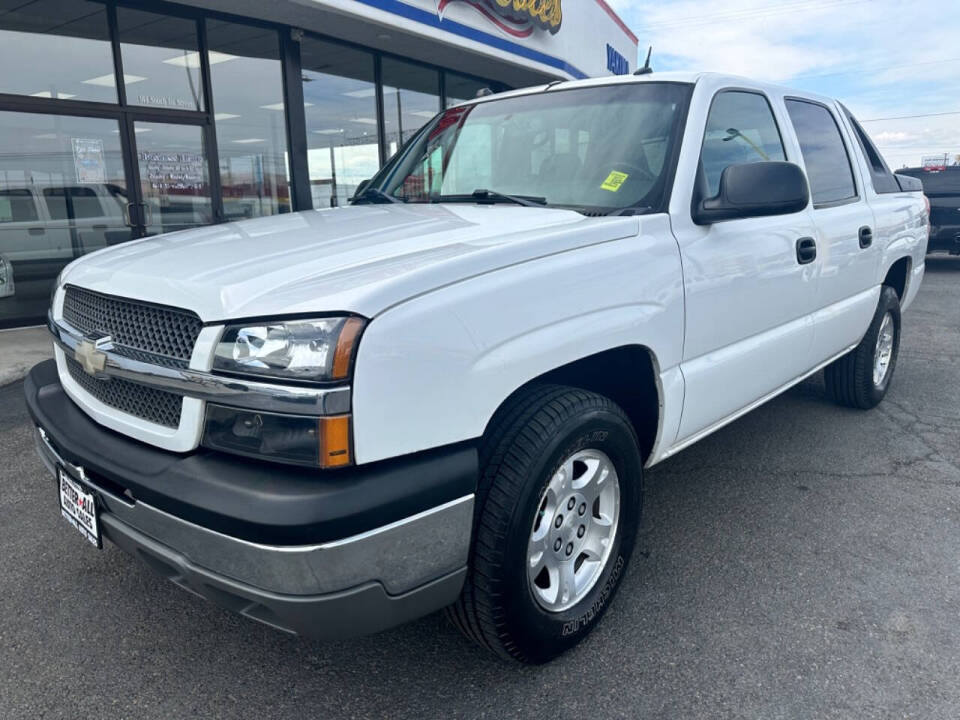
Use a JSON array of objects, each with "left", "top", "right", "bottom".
[
  {"left": 65, "top": 354, "right": 183, "bottom": 428},
  {"left": 50, "top": 313, "right": 351, "bottom": 416},
  {"left": 62, "top": 285, "right": 203, "bottom": 366}
]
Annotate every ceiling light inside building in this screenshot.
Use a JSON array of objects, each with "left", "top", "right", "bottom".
[
  {"left": 260, "top": 102, "right": 312, "bottom": 111},
  {"left": 30, "top": 91, "right": 76, "bottom": 99},
  {"left": 82, "top": 73, "right": 146, "bottom": 87},
  {"left": 233, "top": 138, "right": 265, "bottom": 144},
  {"left": 342, "top": 88, "right": 377, "bottom": 99},
  {"left": 163, "top": 51, "right": 237, "bottom": 68}
]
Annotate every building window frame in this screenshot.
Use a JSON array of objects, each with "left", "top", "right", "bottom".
[{"left": 0, "top": 0, "right": 508, "bottom": 220}]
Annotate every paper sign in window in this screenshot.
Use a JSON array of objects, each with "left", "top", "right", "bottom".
[{"left": 601, "top": 171, "right": 629, "bottom": 192}]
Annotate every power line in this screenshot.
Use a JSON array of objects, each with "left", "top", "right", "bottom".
[
  {"left": 641, "top": 0, "right": 870, "bottom": 31},
  {"left": 860, "top": 110, "right": 960, "bottom": 122},
  {"left": 789, "top": 56, "right": 960, "bottom": 83},
  {"left": 642, "top": 0, "right": 857, "bottom": 28}
]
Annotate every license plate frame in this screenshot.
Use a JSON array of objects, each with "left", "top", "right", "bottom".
[{"left": 58, "top": 465, "right": 102, "bottom": 549}]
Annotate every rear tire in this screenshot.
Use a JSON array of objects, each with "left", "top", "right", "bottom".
[
  {"left": 446, "top": 385, "right": 643, "bottom": 664},
  {"left": 824, "top": 285, "right": 901, "bottom": 409}
]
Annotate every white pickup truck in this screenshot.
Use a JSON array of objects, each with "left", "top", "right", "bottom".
[{"left": 26, "top": 72, "right": 928, "bottom": 664}]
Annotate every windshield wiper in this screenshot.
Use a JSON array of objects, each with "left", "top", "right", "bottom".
[
  {"left": 352, "top": 187, "right": 403, "bottom": 204},
  {"left": 471, "top": 189, "right": 548, "bottom": 207},
  {"left": 434, "top": 189, "right": 547, "bottom": 208}
]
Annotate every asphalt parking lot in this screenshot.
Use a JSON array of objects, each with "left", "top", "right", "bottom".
[{"left": 2, "top": 257, "right": 959, "bottom": 719}]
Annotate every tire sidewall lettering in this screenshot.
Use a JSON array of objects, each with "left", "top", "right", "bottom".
[{"left": 504, "top": 412, "right": 642, "bottom": 657}]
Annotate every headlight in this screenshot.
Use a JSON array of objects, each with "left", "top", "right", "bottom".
[
  {"left": 201, "top": 405, "right": 352, "bottom": 468},
  {"left": 213, "top": 316, "right": 365, "bottom": 383}
]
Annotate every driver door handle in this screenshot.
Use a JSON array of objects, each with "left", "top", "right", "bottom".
[{"left": 796, "top": 237, "right": 817, "bottom": 265}]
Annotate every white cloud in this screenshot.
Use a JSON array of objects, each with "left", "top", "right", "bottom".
[
  {"left": 608, "top": 0, "right": 960, "bottom": 167},
  {"left": 872, "top": 130, "right": 918, "bottom": 145}
]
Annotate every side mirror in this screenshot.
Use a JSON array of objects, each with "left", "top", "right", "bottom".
[
  {"left": 693, "top": 161, "right": 809, "bottom": 225},
  {"left": 352, "top": 179, "right": 371, "bottom": 200}
]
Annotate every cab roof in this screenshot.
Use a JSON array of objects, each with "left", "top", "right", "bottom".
[{"left": 454, "top": 71, "right": 838, "bottom": 110}]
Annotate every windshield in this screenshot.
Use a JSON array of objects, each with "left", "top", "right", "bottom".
[{"left": 366, "top": 82, "right": 691, "bottom": 214}]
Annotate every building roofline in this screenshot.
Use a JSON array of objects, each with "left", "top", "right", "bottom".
[{"left": 593, "top": 0, "right": 638, "bottom": 45}]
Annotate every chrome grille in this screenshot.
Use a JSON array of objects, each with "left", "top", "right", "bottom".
[
  {"left": 65, "top": 356, "right": 183, "bottom": 429},
  {"left": 62, "top": 286, "right": 203, "bottom": 365}
]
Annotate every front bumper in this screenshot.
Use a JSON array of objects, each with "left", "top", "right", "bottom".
[{"left": 26, "top": 360, "right": 476, "bottom": 639}]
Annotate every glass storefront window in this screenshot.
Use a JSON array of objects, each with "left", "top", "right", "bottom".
[
  {"left": 207, "top": 20, "right": 291, "bottom": 220},
  {"left": 0, "top": 111, "right": 132, "bottom": 328},
  {"left": 301, "top": 38, "right": 380, "bottom": 208},
  {"left": 0, "top": 4, "right": 518, "bottom": 329},
  {"left": 133, "top": 122, "right": 213, "bottom": 235},
  {"left": 0, "top": 0, "right": 116, "bottom": 103},
  {"left": 445, "top": 73, "right": 492, "bottom": 108},
  {"left": 118, "top": 9, "right": 204, "bottom": 112},
  {"left": 381, "top": 58, "right": 440, "bottom": 158}
]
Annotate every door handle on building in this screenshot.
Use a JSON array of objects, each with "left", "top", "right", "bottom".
[{"left": 139, "top": 203, "right": 154, "bottom": 227}]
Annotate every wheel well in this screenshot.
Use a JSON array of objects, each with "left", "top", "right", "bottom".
[
  {"left": 883, "top": 257, "right": 910, "bottom": 300},
  {"left": 485, "top": 346, "right": 661, "bottom": 463}
]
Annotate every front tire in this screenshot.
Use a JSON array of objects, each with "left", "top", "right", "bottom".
[
  {"left": 824, "top": 285, "right": 901, "bottom": 409},
  {"left": 446, "top": 385, "right": 643, "bottom": 664}
]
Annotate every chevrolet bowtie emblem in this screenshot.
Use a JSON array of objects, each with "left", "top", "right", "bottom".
[{"left": 75, "top": 336, "right": 111, "bottom": 376}]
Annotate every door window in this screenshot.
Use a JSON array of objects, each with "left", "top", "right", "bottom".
[
  {"left": 0, "top": 190, "right": 39, "bottom": 223},
  {"left": 700, "top": 91, "right": 786, "bottom": 197},
  {"left": 785, "top": 99, "right": 857, "bottom": 206},
  {"left": 43, "top": 187, "right": 108, "bottom": 220}
]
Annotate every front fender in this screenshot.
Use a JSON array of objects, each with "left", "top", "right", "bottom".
[{"left": 351, "top": 217, "right": 684, "bottom": 464}]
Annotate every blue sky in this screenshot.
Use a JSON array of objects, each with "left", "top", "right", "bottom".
[{"left": 607, "top": 0, "right": 960, "bottom": 168}]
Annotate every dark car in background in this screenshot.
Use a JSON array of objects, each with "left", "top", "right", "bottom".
[{"left": 898, "top": 166, "right": 960, "bottom": 255}]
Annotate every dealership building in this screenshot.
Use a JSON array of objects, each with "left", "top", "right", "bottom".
[{"left": 0, "top": 0, "right": 637, "bottom": 328}]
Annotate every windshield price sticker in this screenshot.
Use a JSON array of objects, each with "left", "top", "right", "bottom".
[{"left": 601, "top": 171, "right": 629, "bottom": 192}]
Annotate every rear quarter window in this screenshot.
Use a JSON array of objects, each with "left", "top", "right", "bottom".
[
  {"left": 785, "top": 99, "right": 857, "bottom": 206},
  {"left": 843, "top": 108, "right": 900, "bottom": 194}
]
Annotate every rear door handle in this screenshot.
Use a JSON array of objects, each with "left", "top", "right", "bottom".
[
  {"left": 859, "top": 225, "right": 873, "bottom": 249},
  {"left": 796, "top": 237, "right": 817, "bottom": 265}
]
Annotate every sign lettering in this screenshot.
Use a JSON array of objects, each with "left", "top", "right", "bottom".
[
  {"left": 438, "top": 0, "right": 562, "bottom": 36},
  {"left": 606, "top": 44, "right": 629, "bottom": 75}
]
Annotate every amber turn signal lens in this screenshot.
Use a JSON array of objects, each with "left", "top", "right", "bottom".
[
  {"left": 332, "top": 317, "right": 365, "bottom": 380},
  {"left": 319, "top": 415, "right": 352, "bottom": 468}
]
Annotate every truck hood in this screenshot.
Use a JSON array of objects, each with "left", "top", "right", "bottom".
[{"left": 62, "top": 204, "right": 640, "bottom": 321}]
